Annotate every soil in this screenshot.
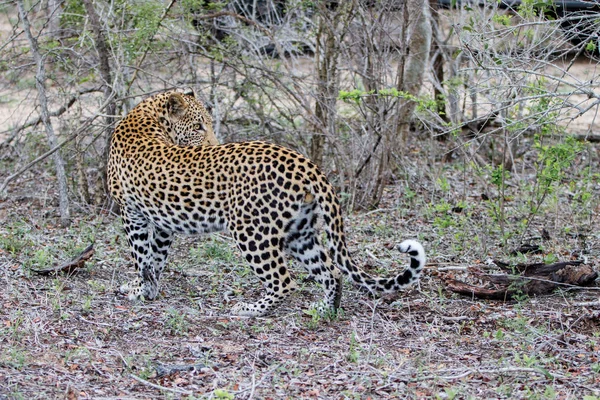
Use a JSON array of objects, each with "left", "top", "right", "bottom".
[{"left": 0, "top": 134, "right": 599, "bottom": 399}]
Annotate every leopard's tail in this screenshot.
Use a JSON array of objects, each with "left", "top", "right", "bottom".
[{"left": 316, "top": 187, "right": 426, "bottom": 295}]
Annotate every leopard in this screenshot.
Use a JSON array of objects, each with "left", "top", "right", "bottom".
[{"left": 108, "top": 89, "right": 426, "bottom": 317}]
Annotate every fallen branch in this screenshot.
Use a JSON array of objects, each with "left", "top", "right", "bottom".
[
  {"left": 443, "top": 260, "right": 597, "bottom": 300},
  {"left": 32, "top": 244, "right": 94, "bottom": 275}
]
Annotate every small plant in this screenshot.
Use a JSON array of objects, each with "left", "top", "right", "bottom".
[
  {"left": 165, "top": 308, "right": 188, "bottom": 334},
  {"left": 0, "top": 234, "right": 27, "bottom": 255},
  {"left": 9, "top": 311, "right": 25, "bottom": 339},
  {"left": 7, "top": 348, "right": 28, "bottom": 370},
  {"left": 437, "top": 176, "right": 451, "bottom": 193},
  {"left": 0, "top": 221, "right": 31, "bottom": 255},
  {"left": 213, "top": 389, "right": 235, "bottom": 400},
  {"left": 494, "top": 329, "right": 505, "bottom": 340},
  {"left": 543, "top": 253, "right": 558, "bottom": 264},
  {"left": 438, "top": 386, "right": 460, "bottom": 400},
  {"left": 543, "top": 385, "right": 557, "bottom": 399},
  {"left": 81, "top": 295, "right": 94, "bottom": 314},
  {"left": 30, "top": 248, "right": 54, "bottom": 270},
  {"left": 347, "top": 331, "right": 360, "bottom": 363},
  {"left": 302, "top": 302, "right": 341, "bottom": 329},
  {"left": 521, "top": 136, "right": 584, "bottom": 239},
  {"left": 87, "top": 280, "right": 107, "bottom": 293},
  {"left": 303, "top": 306, "right": 322, "bottom": 330},
  {"left": 433, "top": 215, "right": 455, "bottom": 229},
  {"left": 511, "top": 288, "right": 530, "bottom": 303},
  {"left": 191, "top": 238, "right": 236, "bottom": 264},
  {"left": 515, "top": 353, "right": 539, "bottom": 368},
  {"left": 430, "top": 200, "right": 457, "bottom": 230}
]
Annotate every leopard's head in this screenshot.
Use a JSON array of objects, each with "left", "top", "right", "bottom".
[{"left": 162, "top": 90, "right": 219, "bottom": 146}]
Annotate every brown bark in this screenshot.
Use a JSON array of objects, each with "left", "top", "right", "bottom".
[
  {"left": 310, "top": 1, "right": 355, "bottom": 167},
  {"left": 443, "top": 261, "right": 597, "bottom": 300},
  {"left": 32, "top": 245, "right": 95, "bottom": 275}
]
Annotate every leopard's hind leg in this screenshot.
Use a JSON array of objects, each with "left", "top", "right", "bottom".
[
  {"left": 284, "top": 201, "right": 342, "bottom": 314},
  {"left": 229, "top": 225, "right": 297, "bottom": 316}
]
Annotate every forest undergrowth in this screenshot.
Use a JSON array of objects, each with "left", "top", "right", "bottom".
[{"left": 0, "top": 132, "right": 599, "bottom": 399}]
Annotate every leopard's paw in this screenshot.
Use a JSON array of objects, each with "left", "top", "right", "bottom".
[
  {"left": 119, "top": 277, "right": 142, "bottom": 294},
  {"left": 308, "top": 300, "right": 337, "bottom": 318},
  {"left": 119, "top": 278, "right": 157, "bottom": 301},
  {"left": 230, "top": 302, "right": 263, "bottom": 317}
]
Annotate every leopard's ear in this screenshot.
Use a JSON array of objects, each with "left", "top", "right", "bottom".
[
  {"left": 183, "top": 87, "right": 196, "bottom": 97},
  {"left": 167, "top": 93, "right": 188, "bottom": 120}
]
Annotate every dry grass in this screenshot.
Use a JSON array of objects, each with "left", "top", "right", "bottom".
[{"left": 0, "top": 137, "right": 599, "bottom": 399}]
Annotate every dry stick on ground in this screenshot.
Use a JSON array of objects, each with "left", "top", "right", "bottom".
[
  {"left": 0, "top": 93, "right": 116, "bottom": 194},
  {"left": 17, "top": 0, "right": 70, "bottom": 226},
  {"left": 31, "top": 244, "right": 94, "bottom": 275},
  {"left": 408, "top": 366, "right": 562, "bottom": 381},
  {"left": 443, "top": 260, "right": 597, "bottom": 300}
]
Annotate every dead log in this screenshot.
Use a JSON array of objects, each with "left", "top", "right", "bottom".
[
  {"left": 443, "top": 260, "right": 597, "bottom": 300},
  {"left": 32, "top": 244, "right": 94, "bottom": 275}
]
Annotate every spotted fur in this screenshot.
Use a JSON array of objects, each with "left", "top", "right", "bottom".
[{"left": 108, "top": 90, "right": 426, "bottom": 316}]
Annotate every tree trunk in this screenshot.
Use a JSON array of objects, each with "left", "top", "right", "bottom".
[
  {"left": 396, "top": 0, "right": 432, "bottom": 141},
  {"left": 47, "top": 0, "right": 62, "bottom": 39},
  {"left": 429, "top": 0, "right": 449, "bottom": 139},
  {"left": 310, "top": 1, "right": 354, "bottom": 167},
  {"left": 17, "top": 0, "right": 71, "bottom": 227},
  {"left": 371, "top": 0, "right": 432, "bottom": 206},
  {"left": 82, "top": 0, "right": 116, "bottom": 206}
]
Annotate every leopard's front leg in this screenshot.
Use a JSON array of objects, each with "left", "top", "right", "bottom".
[{"left": 119, "top": 207, "right": 173, "bottom": 300}]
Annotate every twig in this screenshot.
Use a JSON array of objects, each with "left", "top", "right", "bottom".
[
  {"left": 365, "top": 250, "right": 384, "bottom": 266},
  {"left": 1, "top": 87, "right": 100, "bottom": 137},
  {"left": 435, "top": 366, "right": 558, "bottom": 380},
  {"left": 392, "top": 366, "right": 562, "bottom": 383},
  {"left": 125, "top": 0, "right": 177, "bottom": 93},
  {"left": 571, "top": 300, "right": 600, "bottom": 307},
  {"left": 437, "top": 266, "right": 468, "bottom": 271},
  {"left": 234, "top": 363, "right": 281, "bottom": 396},
  {"left": 192, "top": 11, "right": 272, "bottom": 36},
  {"left": 360, "top": 207, "right": 395, "bottom": 217},
  {"left": 441, "top": 316, "right": 472, "bottom": 322},
  {"left": 248, "top": 369, "right": 257, "bottom": 400},
  {"left": 129, "top": 373, "right": 193, "bottom": 395},
  {"left": 79, "top": 315, "right": 114, "bottom": 328}
]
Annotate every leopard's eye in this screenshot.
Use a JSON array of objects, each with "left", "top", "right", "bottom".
[{"left": 194, "top": 123, "right": 203, "bottom": 131}]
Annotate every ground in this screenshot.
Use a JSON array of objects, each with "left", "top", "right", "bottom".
[{"left": 0, "top": 135, "right": 598, "bottom": 399}]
